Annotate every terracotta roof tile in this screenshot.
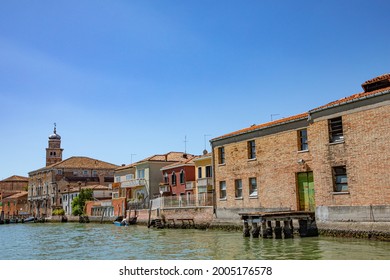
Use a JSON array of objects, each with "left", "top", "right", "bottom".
[
  {"left": 136, "top": 152, "right": 194, "bottom": 164},
  {"left": 160, "top": 156, "right": 197, "bottom": 170},
  {"left": 3, "top": 191, "right": 28, "bottom": 199},
  {"left": 212, "top": 74, "right": 390, "bottom": 142},
  {"left": 362, "top": 73, "right": 390, "bottom": 86},
  {"left": 30, "top": 156, "right": 119, "bottom": 174},
  {"left": 1, "top": 175, "right": 29, "bottom": 182},
  {"left": 310, "top": 85, "right": 390, "bottom": 113},
  {"left": 212, "top": 112, "right": 308, "bottom": 141}
]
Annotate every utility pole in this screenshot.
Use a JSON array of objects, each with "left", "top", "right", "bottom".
[{"left": 204, "top": 134, "right": 211, "bottom": 152}]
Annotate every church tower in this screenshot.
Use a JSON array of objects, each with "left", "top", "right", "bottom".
[{"left": 46, "top": 123, "right": 63, "bottom": 166}]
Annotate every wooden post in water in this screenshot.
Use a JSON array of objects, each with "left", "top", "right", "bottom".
[
  {"left": 283, "top": 220, "right": 293, "bottom": 238},
  {"left": 261, "top": 220, "right": 268, "bottom": 238},
  {"left": 251, "top": 221, "right": 260, "bottom": 238},
  {"left": 243, "top": 220, "right": 250, "bottom": 237},
  {"left": 147, "top": 200, "right": 153, "bottom": 228},
  {"left": 266, "top": 220, "right": 273, "bottom": 238},
  {"left": 298, "top": 219, "right": 308, "bottom": 237},
  {"left": 274, "top": 221, "right": 282, "bottom": 239}
]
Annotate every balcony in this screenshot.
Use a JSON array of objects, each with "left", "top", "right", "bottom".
[
  {"left": 185, "top": 181, "right": 195, "bottom": 190},
  {"left": 197, "top": 177, "right": 213, "bottom": 188},
  {"left": 120, "top": 178, "right": 146, "bottom": 188},
  {"left": 159, "top": 185, "right": 170, "bottom": 193}
]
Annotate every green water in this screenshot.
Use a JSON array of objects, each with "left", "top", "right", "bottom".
[{"left": 0, "top": 223, "right": 389, "bottom": 260}]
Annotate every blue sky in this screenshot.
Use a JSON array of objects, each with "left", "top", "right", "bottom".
[{"left": 1, "top": 0, "right": 389, "bottom": 179}]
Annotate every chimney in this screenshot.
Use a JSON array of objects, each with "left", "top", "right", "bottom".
[{"left": 361, "top": 74, "right": 390, "bottom": 92}]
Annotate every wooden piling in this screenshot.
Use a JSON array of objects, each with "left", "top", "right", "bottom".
[
  {"left": 239, "top": 211, "right": 317, "bottom": 239},
  {"left": 274, "top": 221, "right": 282, "bottom": 239},
  {"left": 283, "top": 220, "right": 293, "bottom": 238},
  {"left": 243, "top": 220, "right": 250, "bottom": 237},
  {"left": 251, "top": 222, "right": 260, "bottom": 238}
]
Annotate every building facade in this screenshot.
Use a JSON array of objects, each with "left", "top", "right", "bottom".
[
  {"left": 113, "top": 152, "right": 193, "bottom": 209},
  {"left": 28, "top": 127, "right": 119, "bottom": 217},
  {"left": 193, "top": 152, "right": 214, "bottom": 206},
  {"left": 160, "top": 155, "right": 196, "bottom": 197},
  {"left": 211, "top": 74, "right": 390, "bottom": 222}
]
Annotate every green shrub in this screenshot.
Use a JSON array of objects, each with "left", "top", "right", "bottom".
[{"left": 52, "top": 208, "right": 65, "bottom": 216}]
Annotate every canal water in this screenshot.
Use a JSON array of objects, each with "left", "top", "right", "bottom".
[{"left": 0, "top": 223, "right": 389, "bottom": 260}]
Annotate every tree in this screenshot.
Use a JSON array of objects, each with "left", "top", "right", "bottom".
[{"left": 71, "top": 188, "right": 93, "bottom": 216}]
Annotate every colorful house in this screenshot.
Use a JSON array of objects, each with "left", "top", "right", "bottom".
[
  {"left": 193, "top": 151, "right": 214, "bottom": 206},
  {"left": 114, "top": 152, "right": 193, "bottom": 209},
  {"left": 160, "top": 155, "right": 196, "bottom": 198}
]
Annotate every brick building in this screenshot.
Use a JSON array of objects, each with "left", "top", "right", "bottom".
[
  {"left": 0, "top": 175, "right": 29, "bottom": 216},
  {"left": 1, "top": 191, "right": 28, "bottom": 219},
  {"left": 210, "top": 74, "right": 390, "bottom": 223},
  {"left": 28, "top": 126, "right": 119, "bottom": 217}
]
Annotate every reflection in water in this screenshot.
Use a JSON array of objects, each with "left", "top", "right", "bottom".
[{"left": 0, "top": 223, "right": 389, "bottom": 260}]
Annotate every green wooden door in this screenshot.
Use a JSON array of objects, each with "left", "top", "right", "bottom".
[{"left": 297, "top": 172, "right": 315, "bottom": 211}]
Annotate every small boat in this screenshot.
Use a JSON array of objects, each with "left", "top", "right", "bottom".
[
  {"left": 113, "top": 220, "right": 125, "bottom": 226},
  {"left": 23, "top": 217, "right": 35, "bottom": 223},
  {"left": 113, "top": 216, "right": 137, "bottom": 226}
]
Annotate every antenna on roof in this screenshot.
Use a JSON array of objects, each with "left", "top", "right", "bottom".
[
  {"left": 130, "top": 154, "right": 136, "bottom": 164},
  {"left": 184, "top": 135, "right": 188, "bottom": 154},
  {"left": 204, "top": 134, "right": 211, "bottom": 151},
  {"left": 271, "top": 114, "right": 280, "bottom": 121}
]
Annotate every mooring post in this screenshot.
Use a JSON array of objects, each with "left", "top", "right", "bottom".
[
  {"left": 261, "top": 220, "right": 268, "bottom": 238},
  {"left": 298, "top": 219, "right": 308, "bottom": 237},
  {"left": 283, "top": 220, "right": 293, "bottom": 238},
  {"left": 266, "top": 220, "right": 273, "bottom": 238},
  {"left": 274, "top": 221, "right": 283, "bottom": 239},
  {"left": 243, "top": 219, "right": 250, "bottom": 237},
  {"left": 251, "top": 222, "right": 260, "bottom": 238}
]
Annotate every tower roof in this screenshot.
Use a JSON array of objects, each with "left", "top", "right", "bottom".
[{"left": 49, "top": 123, "right": 61, "bottom": 140}]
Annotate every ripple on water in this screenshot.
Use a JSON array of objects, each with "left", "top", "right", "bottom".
[{"left": 1, "top": 223, "right": 389, "bottom": 260}]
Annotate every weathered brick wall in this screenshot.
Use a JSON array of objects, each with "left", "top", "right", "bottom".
[
  {"left": 310, "top": 103, "right": 390, "bottom": 207},
  {"left": 214, "top": 128, "right": 313, "bottom": 211},
  {"left": 213, "top": 101, "right": 390, "bottom": 220},
  {"left": 135, "top": 207, "right": 214, "bottom": 225}
]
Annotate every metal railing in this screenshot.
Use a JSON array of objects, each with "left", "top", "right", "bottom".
[{"left": 151, "top": 193, "right": 214, "bottom": 209}]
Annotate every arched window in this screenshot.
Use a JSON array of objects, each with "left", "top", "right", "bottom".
[
  {"left": 171, "top": 172, "right": 176, "bottom": 185},
  {"left": 164, "top": 172, "right": 169, "bottom": 184},
  {"left": 180, "top": 170, "right": 185, "bottom": 184}
]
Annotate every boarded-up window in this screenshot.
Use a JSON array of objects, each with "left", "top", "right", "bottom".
[{"left": 329, "top": 117, "right": 344, "bottom": 143}]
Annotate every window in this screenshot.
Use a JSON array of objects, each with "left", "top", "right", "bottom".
[
  {"left": 83, "top": 170, "right": 88, "bottom": 175},
  {"left": 198, "top": 167, "right": 202, "bottom": 179},
  {"left": 115, "top": 176, "right": 121, "bottom": 183},
  {"left": 205, "top": 166, "right": 212, "bottom": 177},
  {"left": 235, "top": 179, "right": 242, "bottom": 198},
  {"left": 247, "top": 140, "right": 256, "bottom": 159},
  {"left": 249, "top": 177, "right": 258, "bottom": 197},
  {"left": 125, "top": 174, "right": 134, "bottom": 181},
  {"left": 171, "top": 172, "right": 177, "bottom": 185},
  {"left": 218, "top": 147, "right": 225, "bottom": 164},
  {"left": 164, "top": 172, "right": 169, "bottom": 184},
  {"left": 333, "top": 166, "right": 348, "bottom": 192},
  {"left": 219, "top": 181, "right": 226, "bottom": 199},
  {"left": 137, "top": 169, "right": 145, "bottom": 179},
  {"left": 329, "top": 117, "right": 344, "bottom": 143},
  {"left": 180, "top": 170, "right": 185, "bottom": 184},
  {"left": 298, "top": 129, "right": 308, "bottom": 151}
]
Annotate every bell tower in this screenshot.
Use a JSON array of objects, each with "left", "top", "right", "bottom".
[{"left": 46, "top": 123, "right": 63, "bottom": 166}]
